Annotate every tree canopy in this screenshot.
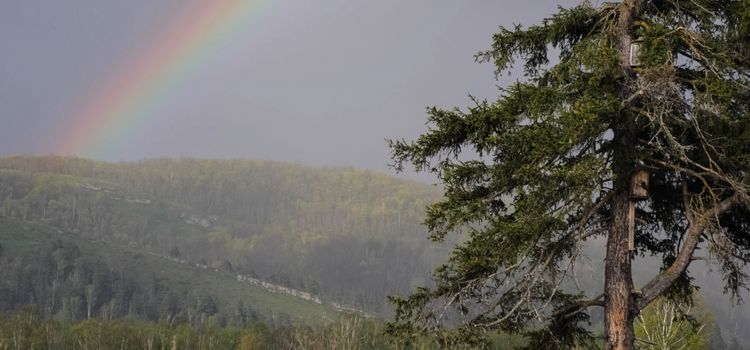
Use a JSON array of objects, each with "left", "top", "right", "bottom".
[{"left": 388, "top": 1, "right": 750, "bottom": 349}]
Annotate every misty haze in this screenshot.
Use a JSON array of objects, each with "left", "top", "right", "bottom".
[{"left": 2, "top": 1, "right": 750, "bottom": 349}]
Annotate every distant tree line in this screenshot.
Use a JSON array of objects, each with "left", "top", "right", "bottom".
[
  {"left": 0, "top": 232, "right": 270, "bottom": 329},
  {"left": 0, "top": 156, "right": 448, "bottom": 313},
  {"left": 0, "top": 308, "right": 440, "bottom": 350}
]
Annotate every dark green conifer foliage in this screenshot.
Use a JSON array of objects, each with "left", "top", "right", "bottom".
[{"left": 388, "top": 1, "right": 750, "bottom": 348}]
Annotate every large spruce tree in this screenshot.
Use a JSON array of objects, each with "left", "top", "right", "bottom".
[{"left": 388, "top": 1, "right": 750, "bottom": 349}]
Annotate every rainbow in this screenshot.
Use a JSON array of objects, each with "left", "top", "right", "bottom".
[{"left": 56, "top": 0, "right": 271, "bottom": 159}]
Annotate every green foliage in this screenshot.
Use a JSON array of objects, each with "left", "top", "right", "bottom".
[
  {"left": 388, "top": 3, "right": 618, "bottom": 346},
  {"left": 0, "top": 309, "right": 511, "bottom": 350},
  {"left": 387, "top": 0, "right": 750, "bottom": 348},
  {"left": 0, "top": 307, "right": 268, "bottom": 350}
]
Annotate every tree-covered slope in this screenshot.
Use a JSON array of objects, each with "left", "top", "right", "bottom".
[
  {"left": 0, "top": 156, "right": 446, "bottom": 314},
  {"left": 0, "top": 218, "right": 341, "bottom": 327},
  {"left": 1, "top": 156, "right": 749, "bottom": 346}
]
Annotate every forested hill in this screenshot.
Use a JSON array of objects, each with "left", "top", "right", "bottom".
[
  {"left": 3, "top": 156, "right": 750, "bottom": 346},
  {"left": 0, "top": 156, "right": 446, "bottom": 319}
]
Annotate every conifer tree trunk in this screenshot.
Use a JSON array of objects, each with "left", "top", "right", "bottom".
[
  {"left": 605, "top": 191, "right": 636, "bottom": 350},
  {"left": 605, "top": 1, "right": 644, "bottom": 349}
]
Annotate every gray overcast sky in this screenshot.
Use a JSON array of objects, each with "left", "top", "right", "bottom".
[{"left": 0, "top": 0, "right": 580, "bottom": 181}]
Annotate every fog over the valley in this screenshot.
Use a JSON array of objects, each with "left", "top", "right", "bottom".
[
  {"left": 0, "top": 0, "right": 579, "bottom": 182},
  {"left": 4, "top": 2, "right": 750, "bottom": 346}
]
